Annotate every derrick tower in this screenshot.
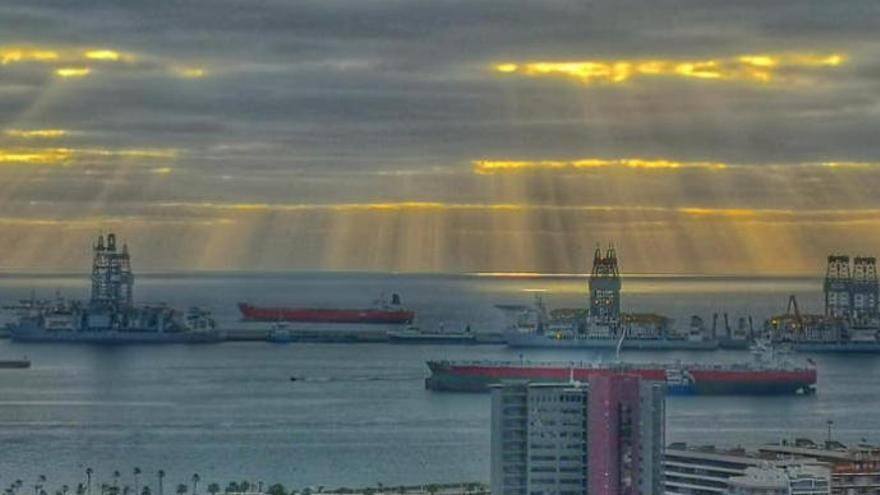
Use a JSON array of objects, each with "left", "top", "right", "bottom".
[
  {"left": 824, "top": 255, "right": 851, "bottom": 318},
  {"left": 90, "top": 233, "right": 134, "bottom": 309},
  {"left": 852, "top": 256, "right": 879, "bottom": 318},
  {"left": 589, "top": 245, "right": 622, "bottom": 321}
]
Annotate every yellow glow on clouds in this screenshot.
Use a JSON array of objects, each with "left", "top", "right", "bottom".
[
  {"left": 473, "top": 158, "right": 880, "bottom": 174},
  {"left": 493, "top": 53, "right": 847, "bottom": 86},
  {"left": 0, "top": 147, "right": 178, "bottom": 165},
  {"left": 1, "top": 45, "right": 204, "bottom": 80},
  {"left": 55, "top": 67, "right": 91, "bottom": 78},
  {"left": 82, "top": 50, "right": 134, "bottom": 62},
  {"left": 473, "top": 158, "right": 729, "bottom": 174},
  {"left": 0, "top": 48, "right": 59, "bottom": 65},
  {"left": 156, "top": 201, "right": 880, "bottom": 226},
  {"left": 175, "top": 67, "right": 206, "bottom": 78},
  {"left": 4, "top": 129, "right": 68, "bottom": 139}
]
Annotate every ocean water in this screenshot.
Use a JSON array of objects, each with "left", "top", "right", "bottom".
[{"left": 0, "top": 272, "right": 877, "bottom": 490}]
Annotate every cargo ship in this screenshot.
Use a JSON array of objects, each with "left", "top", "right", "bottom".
[
  {"left": 425, "top": 344, "right": 817, "bottom": 395},
  {"left": 6, "top": 233, "right": 223, "bottom": 344},
  {"left": 238, "top": 293, "right": 414, "bottom": 324}
]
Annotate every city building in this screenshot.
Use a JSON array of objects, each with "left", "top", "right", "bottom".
[
  {"left": 759, "top": 440, "right": 880, "bottom": 494},
  {"left": 664, "top": 441, "right": 839, "bottom": 495},
  {"left": 727, "top": 467, "right": 790, "bottom": 495},
  {"left": 490, "top": 374, "right": 665, "bottom": 495}
]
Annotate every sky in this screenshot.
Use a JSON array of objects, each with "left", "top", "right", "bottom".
[{"left": 1, "top": 0, "right": 880, "bottom": 274}]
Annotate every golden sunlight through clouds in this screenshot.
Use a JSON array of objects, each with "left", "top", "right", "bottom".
[{"left": 493, "top": 53, "right": 847, "bottom": 86}]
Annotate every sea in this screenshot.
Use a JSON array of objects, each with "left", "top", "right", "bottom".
[{"left": 0, "top": 272, "right": 879, "bottom": 489}]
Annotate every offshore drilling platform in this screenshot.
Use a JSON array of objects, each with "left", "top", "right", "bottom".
[
  {"left": 7, "top": 233, "right": 221, "bottom": 343},
  {"left": 504, "top": 245, "right": 727, "bottom": 350},
  {"left": 768, "top": 255, "right": 880, "bottom": 351}
]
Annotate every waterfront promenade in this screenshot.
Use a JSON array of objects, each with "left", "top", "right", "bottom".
[{"left": 1, "top": 476, "right": 488, "bottom": 495}]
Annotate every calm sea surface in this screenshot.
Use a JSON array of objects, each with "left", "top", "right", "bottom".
[{"left": 0, "top": 272, "right": 878, "bottom": 488}]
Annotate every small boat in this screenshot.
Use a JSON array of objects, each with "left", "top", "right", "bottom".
[
  {"left": 267, "top": 324, "right": 294, "bottom": 344},
  {"left": 0, "top": 357, "right": 31, "bottom": 369}
]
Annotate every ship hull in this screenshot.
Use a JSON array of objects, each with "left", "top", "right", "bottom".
[
  {"left": 238, "top": 303, "right": 414, "bottom": 324},
  {"left": 388, "top": 335, "right": 477, "bottom": 345},
  {"left": 788, "top": 342, "right": 880, "bottom": 353},
  {"left": 9, "top": 324, "right": 224, "bottom": 344},
  {"left": 0, "top": 360, "right": 30, "bottom": 369},
  {"left": 425, "top": 362, "right": 816, "bottom": 395},
  {"left": 506, "top": 332, "right": 719, "bottom": 350}
]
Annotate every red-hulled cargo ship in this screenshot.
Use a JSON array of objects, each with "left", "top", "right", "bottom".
[
  {"left": 425, "top": 347, "right": 817, "bottom": 395},
  {"left": 238, "top": 293, "right": 415, "bottom": 324}
]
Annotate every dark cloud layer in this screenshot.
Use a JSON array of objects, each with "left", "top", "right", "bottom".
[{"left": 0, "top": 0, "right": 879, "bottom": 272}]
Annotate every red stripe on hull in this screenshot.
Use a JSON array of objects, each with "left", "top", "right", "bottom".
[
  {"left": 433, "top": 364, "right": 816, "bottom": 386},
  {"left": 238, "top": 303, "right": 414, "bottom": 324}
]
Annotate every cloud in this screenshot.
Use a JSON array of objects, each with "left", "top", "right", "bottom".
[
  {"left": 0, "top": 147, "right": 177, "bottom": 165},
  {"left": 0, "top": 44, "right": 204, "bottom": 79},
  {"left": 0, "top": 0, "right": 878, "bottom": 272},
  {"left": 4, "top": 129, "right": 68, "bottom": 138},
  {"left": 492, "top": 53, "right": 847, "bottom": 86}
]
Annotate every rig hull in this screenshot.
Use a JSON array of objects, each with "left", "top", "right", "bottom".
[
  {"left": 425, "top": 361, "right": 816, "bottom": 395},
  {"left": 238, "top": 303, "right": 414, "bottom": 324},
  {"left": 9, "top": 322, "right": 224, "bottom": 344},
  {"left": 506, "top": 332, "right": 719, "bottom": 350}
]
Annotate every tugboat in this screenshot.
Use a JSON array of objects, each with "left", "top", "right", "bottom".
[
  {"left": 387, "top": 323, "right": 477, "bottom": 344},
  {"left": 0, "top": 357, "right": 30, "bottom": 369}
]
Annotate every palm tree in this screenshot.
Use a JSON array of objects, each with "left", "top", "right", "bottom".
[
  {"left": 62, "top": 485, "right": 70, "bottom": 495},
  {"left": 175, "top": 484, "right": 187, "bottom": 495},
  {"left": 157, "top": 472, "right": 165, "bottom": 495},
  {"left": 34, "top": 475, "right": 46, "bottom": 495},
  {"left": 85, "top": 470, "right": 93, "bottom": 495},
  {"left": 141, "top": 487, "right": 151, "bottom": 495},
  {"left": 206, "top": 484, "right": 219, "bottom": 495},
  {"left": 190, "top": 476, "right": 199, "bottom": 495},
  {"left": 112, "top": 473, "right": 120, "bottom": 491},
  {"left": 76, "top": 484, "right": 85, "bottom": 495},
  {"left": 133, "top": 469, "right": 141, "bottom": 495}
]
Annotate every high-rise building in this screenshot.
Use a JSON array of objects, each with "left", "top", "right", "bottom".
[{"left": 490, "top": 374, "right": 665, "bottom": 495}]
